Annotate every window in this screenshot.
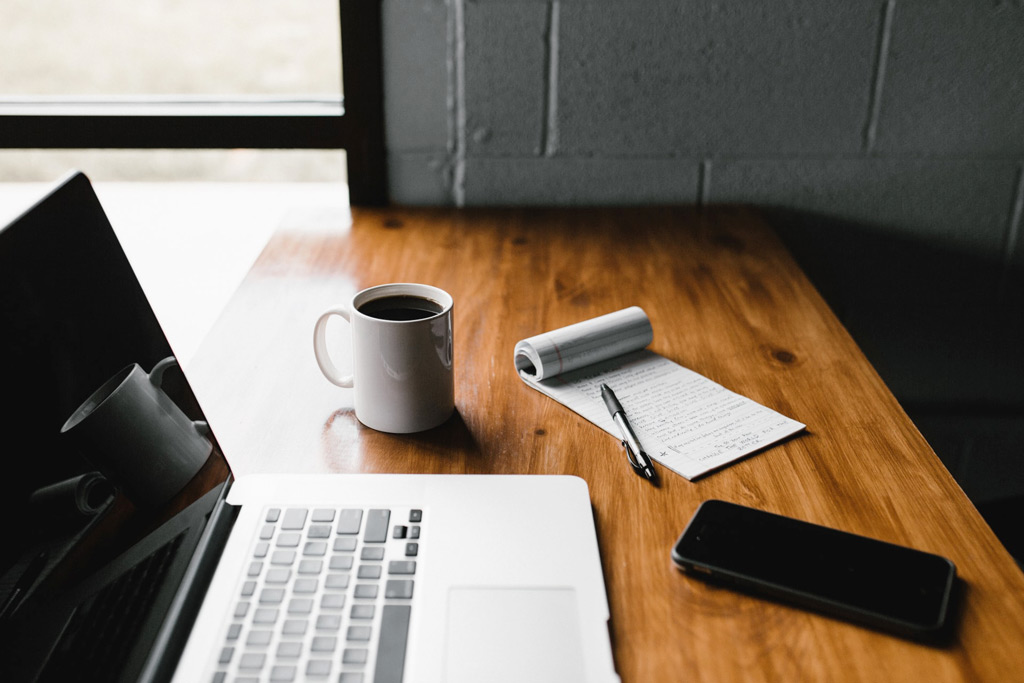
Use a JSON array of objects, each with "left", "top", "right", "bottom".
[{"left": 0, "top": 0, "right": 385, "bottom": 203}]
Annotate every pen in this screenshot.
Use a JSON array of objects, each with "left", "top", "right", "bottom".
[{"left": 600, "top": 383, "right": 658, "bottom": 484}]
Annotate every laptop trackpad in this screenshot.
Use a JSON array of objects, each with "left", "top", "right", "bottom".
[{"left": 445, "top": 587, "right": 587, "bottom": 683}]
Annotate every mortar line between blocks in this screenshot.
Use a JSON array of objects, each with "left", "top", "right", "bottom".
[
  {"left": 998, "top": 162, "right": 1024, "bottom": 297},
  {"left": 452, "top": 0, "right": 467, "bottom": 206},
  {"left": 542, "top": 1, "right": 560, "bottom": 158},
  {"left": 698, "top": 160, "right": 712, "bottom": 207},
  {"left": 863, "top": 0, "right": 895, "bottom": 153}
]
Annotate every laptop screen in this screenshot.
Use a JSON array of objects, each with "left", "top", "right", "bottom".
[{"left": 0, "top": 173, "right": 230, "bottom": 676}]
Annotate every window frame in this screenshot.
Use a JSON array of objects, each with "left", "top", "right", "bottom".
[{"left": 0, "top": 0, "right": 386, "bottom": 205}]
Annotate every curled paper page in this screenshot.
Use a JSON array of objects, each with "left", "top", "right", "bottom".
[
  {"left": 514, "top": 308, "right": 805, "bottom": 480},
  {"left": 513, "top": 307, "right": 653, "bottom": 381}
]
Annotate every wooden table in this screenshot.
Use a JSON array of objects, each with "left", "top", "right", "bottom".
[{"left": 188, "top": 206, "right": 1024, "bottom": 682}]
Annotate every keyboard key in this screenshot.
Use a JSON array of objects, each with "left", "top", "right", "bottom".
[
  {"left": 359, "top": 547, "right": 384, "bottom": 561},
  {"left": 311, "top": 636, "right": 338, "bottom": 652},
  {"left": 270, "top": 550, "right": 296, "bottom": 565},
  {"left": 408, "top": 526, "right": 421, "bottom": 540},
  {"left": 343, "top": 648, "right": 368, "bottom": 664},
  {"left": 259, "top": 588, "right": 285, "bottom": 604},
  {"left": 276, "top": 532, "right": 301, "bottom": 548},
  {"left": 333, "top": 537, "right": 358, "bottom": 552},
  {"left": 265, "top": 568, "right": 292, "bottom": 583},
  {"left": 405, "top": 543, "right": 419, "bottom": 557},
  {"left": 306, "top": 659, "right": 333, "bottom": 676},
  {"left": 320, "top": 594, "right": 346, "bottom": 610},
  {"left": 347, "top": 625, "right": 372, "bottom": 641},
  {"left": 253, "top": 542, "right": 269, "bottom": 558},
  {"left": 357, "top": 565, "right": 382, "bottom": 579},
  {"left": 298, "top": 559, "right": 324, "bottom": 574},
  {"left": 303, "top": 541, "right": 328, "bottom": 556},
  {"left": 234, "top": 602, "right": 250, "bottom": 618},
  {"left": 354, "top": 584, "right": 378, "bottom": 599},
  {"left": 226, "top": 623, "right": 242, "bottom": 640},
  {"left": 351, "top": 604, "right": 375, "bottom": 620},
  {"left": 375, "top": 605, "right": 412, "bottom": 683},
  {"left": 316, "top": 614, "right": 342, "bottom": 631},
  {"left": 293, "top": 578, "right": 319, "bottom": 593},
  {"left": 259, "top": 525, "right": 275, "bottom": 540},
  {"left": 241, "top": 581, "right": 257, "bottom": 597},
  {"left": 311, "top": 508, "right": 336, "bottom": 523},
  {"left": 247, "top": 561, "right": 263, "bottom": 577},
  {"left": 276, "top": 641, "right": 302, "bottom": 658},
  {"left": 326, "top": 574, "right": 351, "bottom": 590},
  {"left": 385, "top": 580, "right": 414, "bottom": 599},
  {"left": 388, "top": 561, "right": 416, "bottom": 575},
  {"left": 308, "top": 525, "right": 332, "bottom": 539},
  {"left": 339, "top": 674, "right": 364, "bottom": 683},
  {"left": 212, "top": 672, "right": 226, "bottom": 683},
  {"left": 409, "top": 509, "right": 422, "bottom": 523},
  {"left": 392, "top": 525, "right": 407, "bottom": 539},
  {"left": 330, "top": 555, "right": 354, "bottom": 571},
  {"left": 253, "top": 608, "right": 279, "bottom": 624},
  {"left": 364, "top": 510, "right": 390, "bottom": 542},
  {"left": 239, "top": 653, "right": 266, "bottom": 670},
  {"left": 277, "top": 641, "right": 302, "bottom": 658},
  {"left": 282, "top": 619, "right": 308, "bottom": 636},
  {"left": 218, "top": 646, "right": 234, "bottom": 665},
  {"left": 288, "top": 598, "right": 313, "bottom": 614},
  {"left": 265, "top": 508, "right": 281, "bottom": 523},
  {"left": 246, "top": 629, "right": 273, "bottom": 646},
  {"left": 281, "top": 508, "right": 308, "bottom": 530},
  {"left": 269, "top": 664, "right": 296, "bottom": 682},
  {"left": 337, "top": 509, "right": 363, "bottom": 535}
]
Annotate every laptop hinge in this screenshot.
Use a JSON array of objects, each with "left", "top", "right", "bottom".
[{"left": 137, "top": 477, "right": 239, "bottom": 683}]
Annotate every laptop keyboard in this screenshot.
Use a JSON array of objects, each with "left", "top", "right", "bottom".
[
  {"left": 40, "top": 532, "right": 186, "bottom": 682},
  {"left": 212, "top": 507, "right": 422, "bottom": 683}
]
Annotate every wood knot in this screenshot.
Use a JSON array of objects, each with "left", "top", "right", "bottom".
[
  {"left": 512, "top": 236, "right": 527, "bottom": 245},
  {"left": 772, "top": 349, "right": 796, "bottom": 364},
  {"left": 383, "top": 218, "right": 404, "bottom": 229},
  {"left": 534, "top": 428, "right": 546, "bottom": 436}
]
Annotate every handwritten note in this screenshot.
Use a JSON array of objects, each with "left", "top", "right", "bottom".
[{"left": 515, "top": 309, "right": 805, "bottom": 480}]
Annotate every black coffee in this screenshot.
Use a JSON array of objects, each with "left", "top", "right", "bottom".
[{"left": 358, "top": 294, "right": 444, "bottom": 321}]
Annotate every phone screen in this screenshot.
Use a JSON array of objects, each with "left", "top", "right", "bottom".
[{"left": 671, "top": 500, "right": 957, "bottom": 637}]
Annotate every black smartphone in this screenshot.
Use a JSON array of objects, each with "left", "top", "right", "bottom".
[{"left": 671, "top": 500, "right": 958, "bottom": 639}]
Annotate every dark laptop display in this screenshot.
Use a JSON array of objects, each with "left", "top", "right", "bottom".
[{"left": 0, "top": 173, "right": 230, "bottom": 681}]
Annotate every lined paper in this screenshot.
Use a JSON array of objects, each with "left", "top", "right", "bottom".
[{"left": 515, "top": 309, "right": 805, "bottom": 480}]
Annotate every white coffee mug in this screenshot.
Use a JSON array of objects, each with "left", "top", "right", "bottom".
[
  {"left": 60, "top": 357, "right": 212, "bottom": 507},
  {"left": 313, "top": 283, "right": 454, "bottom": 433}
]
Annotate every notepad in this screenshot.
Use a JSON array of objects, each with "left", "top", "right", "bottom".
[{"left": 514, "top": 307, "right": 806, "bottom": 480}]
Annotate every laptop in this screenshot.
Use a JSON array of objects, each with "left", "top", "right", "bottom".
[{"left": 0, "top": 172, "right": 619, "bottom": 683}]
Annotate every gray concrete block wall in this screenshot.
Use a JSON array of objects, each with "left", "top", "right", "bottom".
[
  {"left": 556, "top": 1, "right": 878, "bottom": 156},
  {"left": 875, "top": 0, "right": 1024, "bottom": 155},
  {"left": 381, "top": 0, "right": 1024, "bottom": 412}
]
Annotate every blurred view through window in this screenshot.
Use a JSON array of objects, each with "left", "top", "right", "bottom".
[{"left": 1, "top": 0, "right": 345, "bottom": 182}]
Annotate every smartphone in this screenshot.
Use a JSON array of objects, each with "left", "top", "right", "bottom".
[{"left": 671, "top": 500, "right": 958, "bottom": 639}]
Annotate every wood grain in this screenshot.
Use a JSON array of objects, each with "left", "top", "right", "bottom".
[{"left": 188, "top": 205, "right": 1024, "bottom": 682}]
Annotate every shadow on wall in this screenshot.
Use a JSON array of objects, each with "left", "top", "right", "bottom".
[{"left": 764, "top": 208, "right": 1024, "bottom": 561}]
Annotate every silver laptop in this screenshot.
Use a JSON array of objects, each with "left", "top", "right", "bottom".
[{"left": 0, "top": 172, "right": 619, "bottom": 683}]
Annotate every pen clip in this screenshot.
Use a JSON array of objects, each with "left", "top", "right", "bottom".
[{"left": 621, "top": 440, "right": 644, "bottom": 473}]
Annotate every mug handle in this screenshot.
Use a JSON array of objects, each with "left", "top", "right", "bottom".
[
  {"left": 148, "top": 356, "right": 212, "bottom": 440},
  {"left": 148, "top": 356, "right": 178, "bottom": 388},
  {"left": 313, "top": 306, "right": 355, "bottom": 388}
]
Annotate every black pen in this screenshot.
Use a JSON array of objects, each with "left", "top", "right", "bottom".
[{"left": 600, "top": 383, "right": 658, "bottom": 484}]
